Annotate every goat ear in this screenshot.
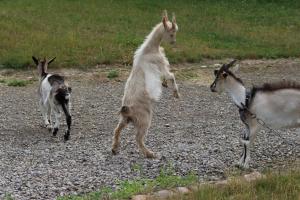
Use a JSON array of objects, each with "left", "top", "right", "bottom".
[
  {"left": 48, "top": 57, "right": 56, "bottom": 65},
  {"left": 231, "top": 64, "right": 240, "bottom": 73},
  {"left": 32, "top": 56, "right": 39, "bottom": 65}
]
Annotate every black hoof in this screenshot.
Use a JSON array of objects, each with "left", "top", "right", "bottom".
[
  {"left": 64, "top": 131, "right": 70, "bottom": 141},
  {"left": 52, "top": 128, "right": 58, "bottom": 136}
]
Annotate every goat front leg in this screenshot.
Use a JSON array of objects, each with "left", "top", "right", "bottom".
[
  {"left": 238, "top": 121, "right": 259, "bottom": 169},
  {"left": 163, "top": 70, "right": 179, "bottom": 98}
]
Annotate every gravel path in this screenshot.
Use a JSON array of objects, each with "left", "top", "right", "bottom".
[{"left": 0, "top": 60, "right": 299, "bottom": 199}]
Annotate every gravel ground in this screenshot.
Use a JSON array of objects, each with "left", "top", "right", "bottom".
[{"left": 0, "top": 59, "right": 299, "bottom": 199}]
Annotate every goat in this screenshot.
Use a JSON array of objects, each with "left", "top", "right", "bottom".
[
  {"left": 112, "top": 11, "right": 179, "bottom": 158},
  {"left": 32, "top": 56, "right": 72, "bottom": 141},
  {"left": 210, "top": 60, "right": 300, "bottom": 168}
]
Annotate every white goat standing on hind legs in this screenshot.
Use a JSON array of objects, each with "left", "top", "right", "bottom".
[
  {"left": 32, "top": 56, "right": 72, "bottom": 141},
  {"left": 112, "top": 11, "right": 179, "bottom": 158},
  {"left": 210, "top": 60, "right": 300, "bottom": 168}
]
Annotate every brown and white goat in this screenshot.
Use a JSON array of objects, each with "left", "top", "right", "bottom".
[
  {"left": 112, "top": 11, "right": 179, "bottom": 158},
  {"left": 210, "top": 60, "right": 300, "bottom": 168},
  {"left": 32, "top": 56, "right": 72, "bottom": 141}
]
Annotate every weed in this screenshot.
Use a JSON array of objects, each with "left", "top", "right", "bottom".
[{"left": 107, "top": 69, "right": 119, "bottom": 79}]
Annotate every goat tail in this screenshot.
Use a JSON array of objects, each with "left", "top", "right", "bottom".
[{"left": 119, "top": 105, "right": 131, "bottom": 116}]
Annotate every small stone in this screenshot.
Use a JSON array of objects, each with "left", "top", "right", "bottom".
[
  {"left": 132, "top": 194, "right": 148, "bottom": 200},
  {"left": 244, "top": 171, "right": 265, "bottom": 182},
  {"left": 215, "top": 180, "right": 228, "bottom": 185},
  {"left": 154, "top": 190, "right": 174, "bottom": 199},
  {"left": 176, "top": 187, "right": 190, "bottom": 194}
]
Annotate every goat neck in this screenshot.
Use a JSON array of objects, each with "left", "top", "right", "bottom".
[
  {"left": 141, "top": 24, "right": 164, "bottom": 53},
  {"left": 225, "top": 76, "right": 246, "bottom": 108}
]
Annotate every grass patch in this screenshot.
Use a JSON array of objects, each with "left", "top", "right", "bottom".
[
  {"left": 4, "top": 193, "right": 14, "bottom": 200},
  {"left": 107, "top": 69, "right": 119, "bottom": 79},
  {"left": 172, "top": 169, "right": 300, "bottom": 200},
  {"left": 1, "top": 0, "right": 300, "bottom": 68},
  {"left": 0, "top": 78, "right": 33, "bottom": 87},
  {"left": 58, "top": 166, "right": 197, "bottom": 200}
]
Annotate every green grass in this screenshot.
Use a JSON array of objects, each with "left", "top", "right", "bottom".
[
  {"left": 1, "top": 0, "right": 300, "bottom": 68},
  {"left": 107, "top": 69, "right": 119, "bottom": 79},
  {"left": 0, "top": 78, "right": 33, "bottom": 86},
  {"left": 58, "top": 166, "right": 197, "bottom": 200},
  {"left": 172, "top": 169, "right": 300, "bottom": 200}
]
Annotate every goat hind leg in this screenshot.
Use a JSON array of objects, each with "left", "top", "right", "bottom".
[
  {"left": 112, "top": 118, "right": 128, "bottom": 155},
  {"left": 40, "top": 100, "right": 51, "bottom": 129},
  {"left": 136, "top": 126, "right": 155, "bottom": 158},
  {"left": 52, "top": 109, "right": 61, "bottom": 137}
]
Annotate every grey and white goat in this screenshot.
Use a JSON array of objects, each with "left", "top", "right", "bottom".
[
  {"left": 210, "top": 60, "right": 300, "bottom": 168},
  {"left": 32, "top": 56, "right": 72, "bottom": 141}
]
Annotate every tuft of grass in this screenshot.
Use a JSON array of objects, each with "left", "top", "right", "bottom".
[
  {"left": 0, "top": 78, "right": 32, "bottom": 87},
  {"left": 171, "top": 169, "right": 300, "bottom": 200},
  {"left": 4, "top": 193, "right": 14, "bottom": 200},
  {"left": 107, "top": 69, "right": 119, "bottom": 79},
  {"left": 58, "top": 166, "right": 197, "bottom": 200},
  {"left": 1, "top": 0, "right": 300, "bottom": 68}
]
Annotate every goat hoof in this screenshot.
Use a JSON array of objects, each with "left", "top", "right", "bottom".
[
  {"left": 145, "top": 151, "right": 156, "bottom": 159},
  {"left": 162, "top": 80, "right": 168, "bottom": 88},
  {"left": 46, "top": 124, "right": 52, "bottom": 131},
  {"left": 52, "top": 128, "right": 58, "bottom": 136},
  {"left": 173, "top": 91, "right": 180, "bottom": 98},
  {"left": 112, "top": 148, "right": 119, "bottom": 155},
  {"left": 64, "top": 131, "right": 70, "bottom": 141}
]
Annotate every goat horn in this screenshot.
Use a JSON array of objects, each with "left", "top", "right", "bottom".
[
  {"left": 163, "top": 10, "right": 168, "bottom": 20},
  {"left": 227, "top": 60, "right": 237, "bottom": 68},
  {"left": 172, "top": 13, "right": 176, "bottom": 24}
]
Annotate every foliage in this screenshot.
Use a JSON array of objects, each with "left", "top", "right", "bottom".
[
  {"left": 58, "top": 165, "right": 197, "bottom": 200},
  {"left": 1, "top": 0, "right": 300, "bottom": 68},
  {"left": 107, "top": 69, "right": 119, "bottom": 79},
  {"left": 0, "top": 78, "right": 33, "bottom": 87}
]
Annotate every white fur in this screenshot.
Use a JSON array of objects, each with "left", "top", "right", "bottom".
[
  {"left": 40, "top": 74, "right": 52, "bottom": 105},
  {"left": 251, "top": 89, "right": 300, "bottom": 128},
  {"left": 213, "top": 69, "right": 300, "bottom": 168},
  {"left": 123, "top": 20, "right": 179, "bottom": 103}
]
